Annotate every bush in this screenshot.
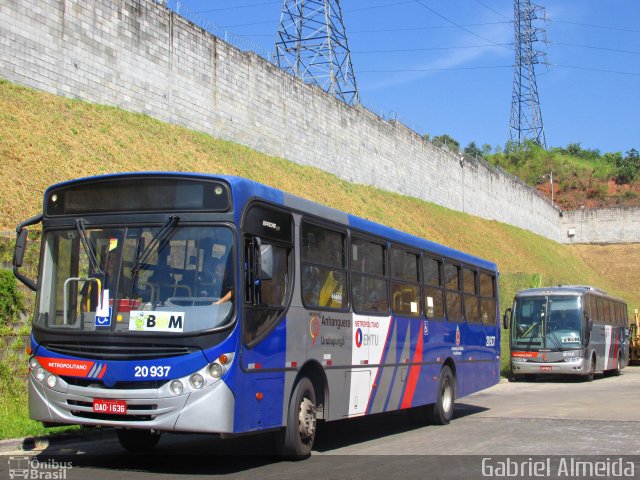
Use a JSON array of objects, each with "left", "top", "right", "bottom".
[{"left": 0, "top": 270, "right": 25, "bottom": 327}]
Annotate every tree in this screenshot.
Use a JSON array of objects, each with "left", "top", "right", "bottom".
[
  {"left": 606, "top": 149, "right": 640, "bottom": 184},
  {"left": 464, "top": 141, "right": 483, "bottom": 159},
  {"left": 616, "top": 148, "right": 640, "bottom": 184},
  {"left": 432, "top": 134, "right": 460, "bottom": 152}
]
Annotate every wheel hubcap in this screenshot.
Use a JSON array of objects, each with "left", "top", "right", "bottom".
[
  {"left": 298, "top": 397, "right": 316, "bottom": 443},
  {"left": 441, "top": 378, "right": 452, "bottom": 413}
]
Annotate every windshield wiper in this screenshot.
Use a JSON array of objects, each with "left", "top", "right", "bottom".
[
  {"left": 75, "top": 218, "right": 102, "bottom": 276},
  {"left": 131, "top": 215, "right": 180, "bottom": 275},
  {"left": 545, "top": 326, "right": 564, "bottom": 352},
  {"left": 525, "top": 322, "right": 540, "bottom": 351}
]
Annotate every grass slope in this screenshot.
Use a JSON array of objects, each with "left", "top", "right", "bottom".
[{"left": 1, "top": 79, "right": 638, "bottom": 437}]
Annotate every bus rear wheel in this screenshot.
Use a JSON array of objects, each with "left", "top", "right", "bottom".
[
  {"left": 427, "top": 365, "right": 455, "bottom": 425},
  {"left": 614, "top": 352, "right": 622, "bottom": 376},
  {"left": 116, "top": 429, "right": 161, "bottom": 453},
  {"left": 279, "top": 376, "right": 317, "bottom": 460}
]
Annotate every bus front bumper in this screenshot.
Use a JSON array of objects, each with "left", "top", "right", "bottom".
[
  {"left": 511, "top": 358, "right": 586, "bottom": 375},
  {"left": 28, "top": 373, "right": 235, "bottom": 433}
]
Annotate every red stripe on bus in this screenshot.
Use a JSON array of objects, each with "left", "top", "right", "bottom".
[
  {"left": 511, "top": 351, "right": 539, "bottom": 358},
  {"left": 400, "top": 329, "right": 424, "bottom": 409}
]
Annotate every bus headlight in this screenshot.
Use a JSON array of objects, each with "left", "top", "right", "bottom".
[
  {"left": 208, "top": 363, "right": 223, "bottom": 379},
  {"left": 189, "top": 374, "right": 204, "bottom": 389},
  {"left": 35, "top": 368, "right": 46, "bottom": 382},
  {"left": 46, "top": 375, "right": 58, "bottom": 388},
  {"left": 170, "top": 380, "right": 184, "bottom": 396},
  {"left": 28, "top": 357, "right": 38, "bottom": 369}
]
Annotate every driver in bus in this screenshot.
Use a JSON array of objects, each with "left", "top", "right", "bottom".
[{"left": 213, "top": 254, "right": 233, "bottom": 305}]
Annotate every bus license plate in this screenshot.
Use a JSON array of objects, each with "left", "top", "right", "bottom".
[
  {"left": 539, "top": 366, "right": 552, "bottom": 372},
  {"left": 93, "top": 399, "right": 127, "bottom": 415}
]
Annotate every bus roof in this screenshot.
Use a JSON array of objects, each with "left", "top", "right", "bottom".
[
  {"left": 45, "top": 172, "right": 498, "bottom": 273},
  {"left": 514, "top": 285, "right": 625, "bottom": 303}
]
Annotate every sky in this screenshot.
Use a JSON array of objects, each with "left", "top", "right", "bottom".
[{"left": 164, "top": 0, "right": 639, "bottom": 154}]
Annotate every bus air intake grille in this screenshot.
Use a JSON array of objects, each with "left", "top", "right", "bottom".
[
  {"left": 43, "top": 342, "right": 196, "bottom": 360},
  {"left": 70, "top": 411, "right": 156, "bottom": 422},
  {"left": 62, "top": 377, "right": 168, "bottom": 390}
]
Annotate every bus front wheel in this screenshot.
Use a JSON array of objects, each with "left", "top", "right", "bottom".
[
  {"left": 279, "top": 376, "right": 317, "bottom": 460},
  {"left": 584, "top": 355, "right": 596, "bottom": 382},
  {"left": 427, "top": 365, "right": 455, "bottom": 425},
  {"left": 116, "top": 429, "right": 161, "bottom": 453}
]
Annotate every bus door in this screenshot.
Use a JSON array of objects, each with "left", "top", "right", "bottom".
[{"left": 238, "top": 204, "right": 293, "bottom": 430}]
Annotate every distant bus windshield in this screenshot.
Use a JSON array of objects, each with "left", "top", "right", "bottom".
[{"left": 512, "top": 295, "right": 583, "bottom": 350}]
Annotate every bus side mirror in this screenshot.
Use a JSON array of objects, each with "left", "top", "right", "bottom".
[
  {"left": 503, "top": 307, "right": 512, "bottom": 330},
  {"left": 585, "top": 312, "right": 592, "bottom": 331},
  {"left": 13, "top": 229, "right": 28, "bottom": 268},
  {"left": 13, "top": 214, "right": 42, "bottom": 292}
]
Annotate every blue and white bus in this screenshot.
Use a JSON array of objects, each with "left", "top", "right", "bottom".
[{"left": 14, "top": 173, "right": 500, "bottom": 458}]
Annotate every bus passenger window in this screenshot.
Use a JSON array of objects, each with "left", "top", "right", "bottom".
[
  {"left": 390, "top": 248, "right": 420, "bottom": 317},
  {"left": 444, "top": 262, "right": 462, "bottom": 323},
  {"left": 479, "top": 272, "right": 497, "bottom": 325},
  {"left": 351, "top": 237, "right": 388, "bottom": 315},
  {"left": 300, "top": 222, "right": 348, "bottom": 310},
  {"left": 423, "top": 257, "right": 444, "bottom": 319},
  {"left": 463, "top": 268, "right": 480, "bottom": 324}
]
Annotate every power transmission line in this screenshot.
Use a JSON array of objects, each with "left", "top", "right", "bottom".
[
  {"left": 473, "top": 0, "right": 511, "bottom": 20},
  {"left": 413, "top": 0, "right": 508, "bottom": 49}
]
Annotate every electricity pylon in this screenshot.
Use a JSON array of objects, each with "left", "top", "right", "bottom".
[
  {"left": 509, "top": 0, "right": 547, "bottom": 148},
  {"left": 274, "top": 0, "right": 359, "bottom": 105}
]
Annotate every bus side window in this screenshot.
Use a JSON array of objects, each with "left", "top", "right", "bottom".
[
  {"left": 463, "top": 267, "right": 481, "bottom": 324},
  {"left": 479, "top": 272, "right": 497, "bottom": 325},
  {"left": 351, "top": 237, "right": 389, "bottom": 315},
  {"left": 444, "top": 262, "right": 462, "bottom": 323},
  {"left": 423, "top": 256, "right": 444, "bottom": 319},
  {"left": 300, "top": 222, "right": 348, "bottom": 310},
  {"left": 390, "top": 247, "right": 420, "bottom": 317}
]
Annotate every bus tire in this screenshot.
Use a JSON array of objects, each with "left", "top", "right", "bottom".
[
  {"left": 279, "top": 376, "right": 316, "bottom": 460},
  {"left": 614, "top": 352, "right": 622, "bottom": 376},
  {"left": 427, "top": 365, "right": 455, "bottom": 425},
  {"left": 584, "top": 355, "right": 596, "bottom": 382},
  {"left": 116, "top": 429, "right": 161, "bottom": 453}
]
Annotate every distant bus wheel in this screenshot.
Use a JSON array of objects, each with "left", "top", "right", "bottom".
[
  {"left": 116, "top": 429, "right": 161, "bottom": 453},
  {"left": 427, "top": 366, "right": 455, "bottom": 425},
  {"left": 279, "top": 376, "right": 316, "bottom": 460},
  {"left": 614, "top": 352, "right": 622, "bottom": 376},
  {"left": 584, "top": 355, "right": 596, "bottom": 382}
]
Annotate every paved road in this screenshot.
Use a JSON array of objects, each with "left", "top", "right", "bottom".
[{"left": 1, "top": 368, "right": 639, "bottom": 479}]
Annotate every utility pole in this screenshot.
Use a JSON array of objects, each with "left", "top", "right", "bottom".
[
  {"left": 543, "top": 171, "right": 554, "bottom": 205},
  {"left": 509, "top": 0, "right": 547, "bottom": 148},
  {"left": 274, "top": 0, "right": 359, "bottom": 105}
]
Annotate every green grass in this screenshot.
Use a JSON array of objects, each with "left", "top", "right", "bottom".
[{"left": 1, "top": 79, "right": 638, "bottom": 439}]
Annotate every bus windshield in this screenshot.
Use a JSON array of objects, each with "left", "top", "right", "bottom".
[
  {"left": 36, "top": 224, "right": 234, "bottom": 334},
  {"left": 512, "top": 295, "right": 583, "bottom": 350}
]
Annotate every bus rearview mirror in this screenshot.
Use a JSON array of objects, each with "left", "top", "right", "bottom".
[
  {"left": 503, "top": 307, "right": 512, "bottom": 330},
  {"left": 13, "top": 229, "right": 28, "bottom": 268}
]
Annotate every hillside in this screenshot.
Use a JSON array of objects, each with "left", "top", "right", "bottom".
[
  {"left": 486, "top": 143, "right": 640, "bottom": 210},
  {"left": 0, "top": 79, "right": 638, "bottom": 339}
]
